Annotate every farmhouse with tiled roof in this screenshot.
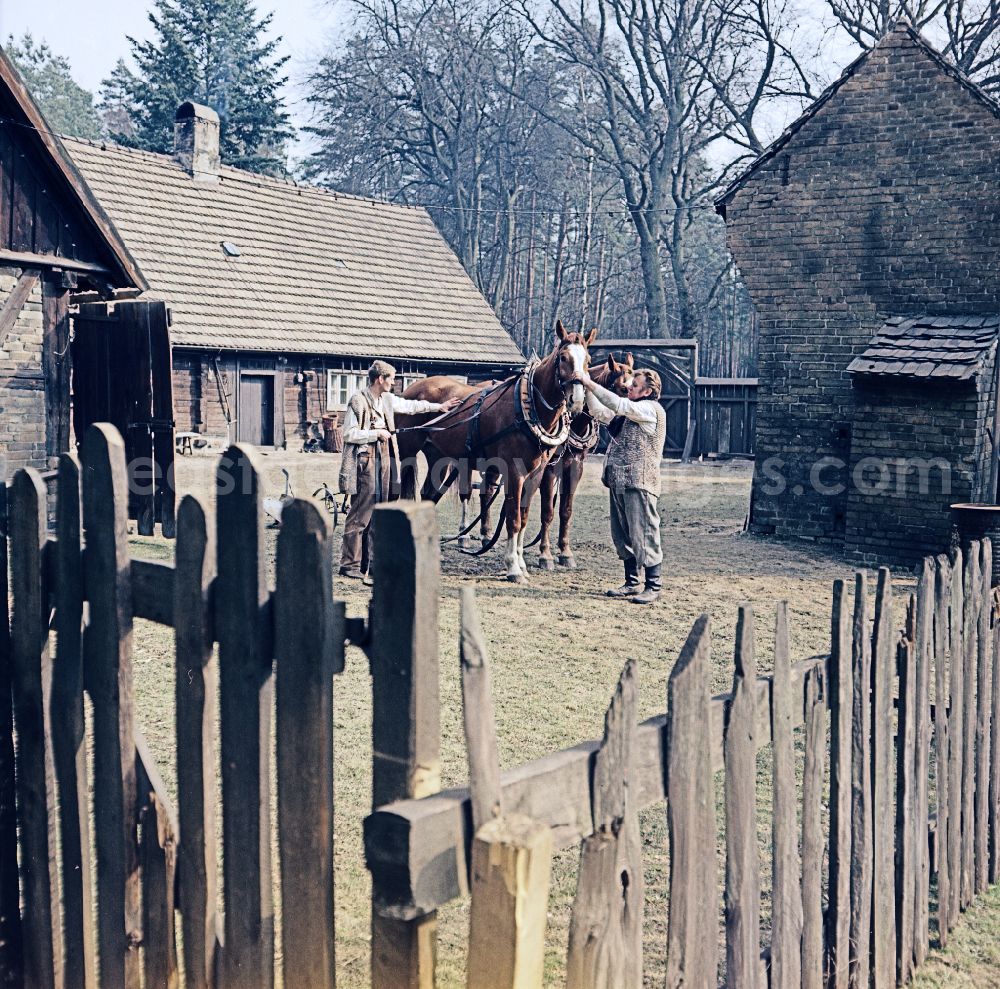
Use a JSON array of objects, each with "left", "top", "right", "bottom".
[{"left": 717, "top": 22, "right": 1000, "bottom": 565}]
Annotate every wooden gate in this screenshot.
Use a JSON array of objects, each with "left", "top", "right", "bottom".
[{"left": 71, "top": 301, "right": 175, "bottom": 536}]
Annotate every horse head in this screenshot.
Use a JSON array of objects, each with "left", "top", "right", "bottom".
[
  {"left": 553, "top": 320, "right": 598, "bottom": 413},
  {"left": 603, "top": 351, "right": 635, "bottom": 396}
]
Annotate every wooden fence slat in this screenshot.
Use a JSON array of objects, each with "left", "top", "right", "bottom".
[
  {"left": 217, "top": 444, "right": 274, "bottom": 989},
  {"left": 51, "top": 454, "right": 96, "bottom": 989},
  {"left": 461, "top": 589, "right": 553, "bottom": 989},
  {"left": 174, "top": 494, "right": 218, "bottom": 989},
  {"left": 934, "top": 556, "right": 951, "bottom": 944},
  {"left": 827, "top": 579, "right": 852, "bottom": 988},
  {"left": 975, "top": 539, "right": 993, "bottom": 895},
  {"left": 665, "top": 615, "right": 717, "bottom": 989},
  {"left": 961, "top": 542, "right": 978, "bottom": 909},
  {"left": 276, "top": 499, "right": 340, "bottom": 989},
  {"left": 895, "top": 596, "right": 916, "bottom": 985},
  {"left": 9, "top": 468, "right": 59, "bottom": 989},
  {"left": 370, "top": 502, "right": 441, "bottom": 989},
  {"left": 801, "top": 664, "right": 825, "bottom": 989},
  {"left": 947, "top": 548, "right": 964, "bottom": 928},
  {"left": 872, "top": 568, "right": 897, "bottom": 988},
  {"left": 460, "top": 588, "right": 502, "bottom": 832},
  {"left": 83, "top": 423, "right": 141, "bottom": 989},
  {"left": 849, "top": 571, "right": 872, "bottom": 989},
  {"left": 914, "top": 560, "right": 933, "bottom": 965},
  {"left": 136, "top": 730, "right": 178, "bottom": 989},
  {"left": 566, "top": 659, "right": 643, "bottom": 989},
  {"left": 990, "top": 580, "right": 1000, "bottom": 885},
  {"left": 0, "top": 462, "right": 23, "bottom": 986},
  {"left": 770, "top": 601, "right": 802, "bottom": 989},
  {"left": 724, "top": 606, "right": 761, "bottom": 989}
]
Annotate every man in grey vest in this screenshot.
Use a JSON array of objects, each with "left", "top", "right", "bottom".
[
  {"left": 580, "top": 367, "right": 667, "bottom": 604},
  {"left": 338, "top": 360, "right": 459, "bottom": 582}
]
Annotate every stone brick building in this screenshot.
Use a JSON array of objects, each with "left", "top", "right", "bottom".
[
  {"left": 717, "top": 22, "right": 1000, "bottom": 566},
  {"left": 0, "top": 49, "right": 142, "bottom": 477}
]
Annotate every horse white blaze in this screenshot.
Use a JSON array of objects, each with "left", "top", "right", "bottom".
[{"left": 565, "top": 343, "right": 587, "bottom": 413}]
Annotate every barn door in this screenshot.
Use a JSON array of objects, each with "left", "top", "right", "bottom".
[
  {"left": 238, "top": 374, "right": 275, "bottom": 446},
  {"left": 71, "top": 300, "right": 176, "bottom": 537}
]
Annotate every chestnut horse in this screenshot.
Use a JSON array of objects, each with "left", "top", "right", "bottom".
[
  {"left": 531, "top": 351, "right": 634, "bottom": 569},
  {"left": 394, "top": 322, "right": 595, "bottom": 581}
]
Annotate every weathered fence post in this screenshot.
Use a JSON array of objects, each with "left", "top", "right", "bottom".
[
  {"left": 461, "top": 589, "right": 553, "bottom": 989},
  {"left": 51, "top": 454, "right": 96, "bottom": 989},
  {"left": 827, "top": 579, "right": 852, "bottom": 988},
  {"left": 849, "top": 572, "right": 872, "bottom": 989},
  {"left": 771, "top": 601, "right": 802, "bottom": 989},
  {"left": 174, "top": 494, "right": 218, "bottom": 989},
  {"left": 913, "top": 560, "right": 933, "bottom": 965},
  {"left": 9, "top": 468, "right": 59, "bottom": 989},
  {"left": 370, "top": 502, "right": 441, "bottom": 989},
  {"left": 217, "top": 444, "right": 274, "bottom": 989},
  {"left": 276, "top": 499, "right": 343, "bottom": 989},
  {"left": 566, "top": 656, "right": 643, "bottom": 989},
  {"left": 82, "top": 424, "right": 142, "bottom": 989},
  {"left": 665, "top": 615, "right": 717, "bottom": 989},
  {"left": 947, "top": 548, "right": 964, "bottom": 927},
  {"left": 872, "top": 568, "right": 897, "bottom": 987},
  {"left": 934, "top": 554, "right": 952, "bottom": 944},
  {"left": 990, "top": 578, "right": 1000, "bottom": 885},
  {"left": 801, "top": 661, "right": 825, "bottom": 989},
  {"left": 961, "top": 544, "right": 979, "bottom": 909},
  {"left": 975, "top": 540, "right": 993, "bottom": 895},
  {"left": 895, "top": 596, "right": 916, "bottom": 984},
  {"left": 724, "top": 606, "right": 761, "bottom": 989}
]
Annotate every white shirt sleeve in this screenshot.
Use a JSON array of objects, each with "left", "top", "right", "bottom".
[
  {"left": 588, "top": 381, "right": 659, "bottom": 437},
  {"left": 389, "top": 394, "right": 444, "bottom": 416},
  {"left": 342, "top": 401, "right": 379, "bottom": 445}
]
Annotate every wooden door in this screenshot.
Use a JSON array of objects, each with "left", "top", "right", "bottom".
[
  {"left": 71, "top": 300, "right": 176, "bottom": 536},
  {"left": 238, "top": 375, "right": 274, "bottom": 446}
]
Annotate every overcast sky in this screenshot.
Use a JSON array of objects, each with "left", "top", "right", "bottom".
[{"left": 0, "top": 0, "right": 349, "bottom": 151}]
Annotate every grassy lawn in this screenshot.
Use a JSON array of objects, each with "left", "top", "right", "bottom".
[{"left": 121, "top": 448, "right": 1000, "bottom": 986}]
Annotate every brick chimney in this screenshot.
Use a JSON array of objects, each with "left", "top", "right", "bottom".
[{"left": 174, "top": 102, "right": 220, "bottom": 182}]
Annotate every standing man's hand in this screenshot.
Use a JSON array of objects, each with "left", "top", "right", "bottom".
[
  {"left": 440, "top": 396, "right": 462, "bottom": 412},
  {"left": 579, "top": 369, "right": 596, "bottom": 391},
  {"left": 374, "top": 428, "right": 391, "bottom": 441}
]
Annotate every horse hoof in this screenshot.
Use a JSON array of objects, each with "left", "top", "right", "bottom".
[
  {"left": 506, "top": 573, "right": 525, "bottom": 584},
  {"left": 537, "top": 557, "right": 555, "bottom": 570},
  {"left": 457, "top": 536, "right": 472, "bottom": 550},
  {"left": 558, "top": 555, "right": 578, "bottom": 569}
]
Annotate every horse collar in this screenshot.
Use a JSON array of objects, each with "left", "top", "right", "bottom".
[{"left": 520, "top": 361, "right": 571, "bottom": 448}]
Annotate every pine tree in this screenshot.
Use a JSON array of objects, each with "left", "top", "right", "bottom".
[
  {"left": 5, "top": 33, "right": 102, "bottom": 140},
  {"left": 101, "top": 0, "right": 293, "bottom": 175}
]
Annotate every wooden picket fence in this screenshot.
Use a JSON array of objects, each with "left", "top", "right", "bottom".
[
  {"left": 367, "top": 538, "right": 1000, "bottom": 987},
  {"left": 5, "top": 421, "right": 1000, "bottom": 988},
  {"left": 0, "top": 423, "right": 441, "bottom": 989}
]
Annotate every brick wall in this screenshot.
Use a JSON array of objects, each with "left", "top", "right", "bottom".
[
  {"left": 0, "top": 266, "right": 48, "bottom": 475},
  {"left": 722, "top": 25, "right": 1000, "bottom": 550},
  {"left": 844, "top": 369, "right": 992, "bottom": 566}
]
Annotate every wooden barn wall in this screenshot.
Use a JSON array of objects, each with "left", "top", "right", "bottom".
[
  {"left": 172, "top": 350, "right": 517, "bottom": 446},
  {"left": 0, "top": 110, "right": 107, "bottom": 265}
]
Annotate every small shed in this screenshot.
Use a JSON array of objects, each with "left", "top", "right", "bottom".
[
  {"left": 716, "top": 22, "right": 1000, "bottom": 566},
  {"left": 64, "top": 105, "right": 524, "bottom": 450}
]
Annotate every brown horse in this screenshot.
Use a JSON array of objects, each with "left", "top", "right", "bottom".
[
  {"left": 395, "top": 322, "right": 595, "bottom": 581},
  {"left": 531, "top": 351, "right": 634, "bottom": 569}
]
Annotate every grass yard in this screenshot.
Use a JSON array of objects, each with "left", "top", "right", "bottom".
[{"left": 123, "top": 448, "right": 999, "bottom": 986}]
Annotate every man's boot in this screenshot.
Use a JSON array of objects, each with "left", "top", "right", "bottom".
[
  {"left": 606, "top": 557, "right": 640, "bottom": 597},
  {"left": 632, "top": 564, "right": 662, "bottom": 605}
]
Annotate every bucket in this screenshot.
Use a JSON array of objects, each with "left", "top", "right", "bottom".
[{"left": 950, "top": 503, "right": 1000, "bottom": 585}]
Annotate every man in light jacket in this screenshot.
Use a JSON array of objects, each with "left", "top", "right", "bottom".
[
  {"left": 338, "top": 360, "right": 459, "bottom": 580},
  {"left": 579, "top": 366, "right": 667, "bottom": 604}
]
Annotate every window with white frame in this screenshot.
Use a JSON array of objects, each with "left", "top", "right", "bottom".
[
  {"left": 400, "top": 373, "right": 427, "bottom": 393},
  {"left": 326, "top": 370, "right": 366, "bottom": 411}
]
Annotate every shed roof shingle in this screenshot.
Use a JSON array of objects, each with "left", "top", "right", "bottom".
[
  {"left": 64, "top": 138, "right": 524, "bottom": 365},
  {"left": 847, "top": 314, "right": 1000, "bottom": 381}
]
